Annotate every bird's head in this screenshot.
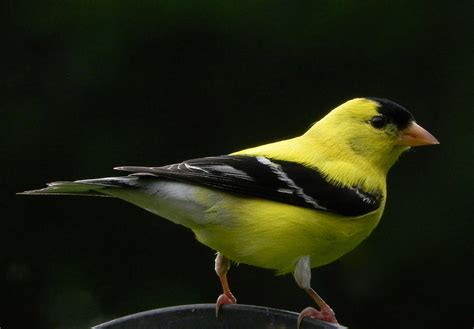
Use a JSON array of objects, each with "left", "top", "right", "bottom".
[{"left": 304, "top": 97, "right": 439, "bottom": 173}]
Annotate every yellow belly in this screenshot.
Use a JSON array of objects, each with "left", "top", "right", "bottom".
[
  {"left": 109, "top": 181, "right": 384, "bottom": 274},
  {"left": 193, "top": 191, "right": 384, "bottom": 274}
]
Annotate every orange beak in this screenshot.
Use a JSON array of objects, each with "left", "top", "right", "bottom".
[{"left": 397, "top": 122, "right": 440, "bottom": 147}]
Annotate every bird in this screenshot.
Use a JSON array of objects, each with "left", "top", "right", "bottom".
[{"left": 19, "top": 97, "right": 439, "bottom": 327}]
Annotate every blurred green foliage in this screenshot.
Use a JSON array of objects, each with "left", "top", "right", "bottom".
[{"left": 2, "top": 1, "right": 473, "bottom": 328}]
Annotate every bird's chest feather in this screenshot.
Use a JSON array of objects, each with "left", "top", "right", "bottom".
[{"left": 194, "top": 191, "right": 385, "bottom": 274}]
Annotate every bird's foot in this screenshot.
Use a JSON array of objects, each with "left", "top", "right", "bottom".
[
  {"left": 297, "top": 306, "right": 339, "bottom": 328},
  {"left": 215, "top": 292, "right": 237, "bottom": 317}
]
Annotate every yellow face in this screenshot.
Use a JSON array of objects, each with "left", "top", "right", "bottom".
[{"left": 306, "top": 98, "right": 414, "bottom": 172}]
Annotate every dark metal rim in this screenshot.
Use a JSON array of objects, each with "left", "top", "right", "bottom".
[{"left": 92, "top": 303, "right": 340, "bottom": 329}]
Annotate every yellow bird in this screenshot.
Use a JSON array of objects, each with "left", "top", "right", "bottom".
[{"left": 20, "top": 97, "right": 439, "bottom": 327}]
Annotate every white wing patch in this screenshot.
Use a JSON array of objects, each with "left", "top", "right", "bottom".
[
  {"left": 256, "top": 156, "right": 327, "bottom": 210},
  {"left": 184, "top": 163, "right": 210, "bottom": 173},
  {"left": 349, "top": 186, "right": 376, "bottom": 204},
  {"left": 210, "top": 165, "right": 255, "bottom": 180},
  {"left": 171, "top": 162, "right": 255, "bottom": 181}
]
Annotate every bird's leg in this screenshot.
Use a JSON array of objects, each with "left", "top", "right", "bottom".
[
  {"left": 215, "top": 252, "right": 236, "bottom": 316},
  {"left": 294, "top": 256, "right": 339, "bottom": 328}
]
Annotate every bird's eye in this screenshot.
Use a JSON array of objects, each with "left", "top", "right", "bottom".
[{"left": 370, "top": 116, "right": 386, "bottom": 129}]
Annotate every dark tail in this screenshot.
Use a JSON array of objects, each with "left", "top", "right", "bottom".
[{"left": 18, "top": 177, "right": 139, "bottom": 197}]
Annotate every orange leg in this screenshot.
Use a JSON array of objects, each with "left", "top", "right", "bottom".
[
  {"left": 294, "top": 256, "right": 339, "bottom": 328},
  {"left": 215, "top": 252, "right": 237, "bottom": 316},
  {"left": 298, "top": 287, "right": 338, "bottom": 328}
]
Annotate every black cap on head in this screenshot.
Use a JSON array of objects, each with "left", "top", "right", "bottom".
[{"left": 366, "top": 97, "right": 414, "bottom": 129}]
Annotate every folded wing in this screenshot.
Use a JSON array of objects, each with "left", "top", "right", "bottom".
[{"left": 115, "top": 155, "right": 382, "bottom": 217}]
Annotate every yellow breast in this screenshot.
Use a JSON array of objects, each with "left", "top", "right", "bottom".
[{"left": 193, "top": 189, "right": 385, "bottom": 274}]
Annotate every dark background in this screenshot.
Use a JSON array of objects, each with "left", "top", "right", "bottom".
[{"left": 2, "top": 1, "right": 473, "bottom": 328}]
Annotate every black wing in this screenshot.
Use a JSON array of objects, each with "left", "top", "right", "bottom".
[{"left": 115, "top": 155, "right": 383, "bottom": 217}]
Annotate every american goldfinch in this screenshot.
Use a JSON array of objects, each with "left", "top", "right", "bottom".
[{"left": 20, "top": 97, "right": 439, "bottom": 327}]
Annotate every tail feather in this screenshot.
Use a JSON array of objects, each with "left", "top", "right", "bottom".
[{"left": 18, "top": 176, "right": 139, "bottom": 197}]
